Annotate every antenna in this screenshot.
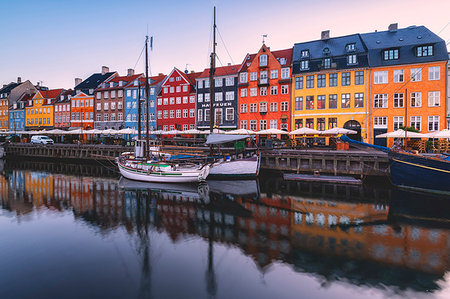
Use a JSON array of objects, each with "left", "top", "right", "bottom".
[
  {"left": 262, "top": 34, "right": 268, "bottom": 45},
  {"left": 185, "top": 63, "right": 191, "bottom": 73},
  {"left": 150, "top": 36, "right": 153, "bottom": 51}
]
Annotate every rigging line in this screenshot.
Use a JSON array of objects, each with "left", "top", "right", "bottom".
[
  {"left": 206, "top": 12, "right": 214, "bottom": 68},
  {"left": 437, "top": 21, "right": 450, "bottom": 35},
  {"left": 133, "top": 44, "right": 146, "bottom": 72},
  {"left": 216, "top": 26, "right": 235, "bottom": 65}
]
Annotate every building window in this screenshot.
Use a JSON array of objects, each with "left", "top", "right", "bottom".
[
  {"left": 383, "top": 48, "right": 399, "bottom": 60},
  {"left": 214, "top": 79, "right": 223, "bottom": 87},
  {"left": 240, "top": 104, "right": 247, "bottom": 113},
  {"left": 225, "top": 91, "right": 234, "bottom": 101},
  {"left": 270, "top": 86, "right": 278, "bottom": 95},
  {"left": 428, "top": 66, "right": 440, "bottom": 80},
  {"left": 317, "top": 95, "right": 325, "bottom": 109},
  {"left": 225, "top": 77, "right": 234, "bottom": 86},
  {"left": 306, "top": 118, "right": 314, "bottom": 129},
  {"left": 341, "top": 94, "right": 350, "bottom": 108},
  {"left": 317, "top": 75, "right": 326, "bottom": 88},
  {"left": 281, "top": 102, "right": 289, "bottom": 111},
  {"left": 205, "top": 79, "right": 210, "bottom": 88},
  {"left": 328, "top": 117, "right": 337, "bottom": 129},
  {"left": 300, "top": 60, "right": 309, "bottom": 70},
  {"left": 176, "top": 109, "right": 181, "bottom": 118},
  {"left": 410, "top": 68, "right": 422, "bottom": 82},
  {"left": 295, "top": 77, "right": 303, "bottom": 89},
  {"left": 260, "top": 120, "right": 267, "bottom": 130},
  {"left": 250, "top": 103, "right": 257, "bottom": 113},
  {"left": 295, "top": 97, "right": 303, "bottom": 110},
  {"left": 157, "top": 111, "right": 162, "bottom": 119},
  {"left": 270, "top": 119, "right": 277, "bottom": 129},
  {"left": 183, "top": 109, "right": 188, "bottom": 118},
  {"left": 183, "top": 85, "right": 188, "bottom": 92},
  {"left": 347, "top": 54, "right": 357, "bottom": 65},
  {"left": 163, "top": 110, "right": 168, "bottom": 119},
  {"left": 342, "top": 72, "right": 351, "bottom": 86},
  {"left": 410, "top": 116, "right": 422, "bottom": 131},
  {"left": 250, "top": 88, "right": 257, "bottom": 97},
  {"left": 197, "top": 109, "right": 203, "bottom": 122},
  {"left": 329, "top": 94, "right": 337, "bottom": 109},
  {"left": 241, "top": 89, "right": 247, "bottom": 97},
  {"left": 170, "top": 87, "right": 174, "bottom": 93},
  {"left": 226, "top": 108, "right": 234, "bottom": 121},
  {"left": 260, "top": 87, "right": 267, "bottom": 96},
  {"left": 394, "top": 69, "right": 404, "bottom": 83},
  {"left": 281, "top": 68, "right": 290, "bottom": 79},
  {"left": 259, "top": 54, "right": 268, "bottom": 67},
  {"left": 301, "top": 50, "right": 309, "bottom": 57},
  {"left": 295, "top": 119, "right": 303, "bottom": 129},
  {"left": 250, "top": 72, "right": 257, "bottom": 81},
  {"left": 190, "top": 109, "right": 195, "bottom": 118},
  {"left": 270, "top": 70, "right": 278, "bottom": 79},
  {"left": 270, "top": 102, "right": 277, "bottom": 112},
  {"left": 329, "top": 73, "right": 338, "bottom": 87},
  {"left": 306, "top": 75, "right": 314, "bottom": 88},
  {"left": 317, "top": 118, "right": 325, "bottom": 131},
  {"left": 416, "top": 45, "right": 433, "bottom": 57},
  {"left": 250, "top": 120, "right": 257, "bottom": 131},
  {"left": 204, "top": 110, "right": 210, "bottom": 122},
  {"left": 240, "top": 73, "right": 247, "bottom": 83},
  {"left": 306, "top": 96, "right": 314, "bottom": 110},
  {"left": 354, "top": 93, "right": 364, "bottom": 108},
  {"left": 410, "top": 92, "right": 422, "bottom": 107},
  {"left": 240, "top": 120, "right": 247, "bottom": 129},
  {"left": 393, "top": 93, "right": 404, "bottom": 108},
  {"left": 323, "top": 58, "right": 331, "bottom": 69},
  {"left": 281, "top": 85, "right": 288, "bottom": 94},
  {"left": 374, "top": 71, "right": 388, "bottom": 84},
  {"left": 346, "top": 43, "right": 356, "bottom": 52},
  {"left": 198, "top": 80, "right": 203, "bottom": 89},
  {"left": 393, "top": 116, "right": 404, "bottom": 130},
  {"left": 374, "top": 94, "right": 388, "bottom": 108},
  {"left": 259, "top": 102, "right": 267, "bottom": 113},
  {"left": 374, "top": 117, "right": 387, "bottom": 128},
  {"left": 428, "top": 91, "right": 440, "bottom": 107},
  {"left": 428, "top": 116, "right": 439, "bottom": 131},
  {"left": 215, "top": 93, "right": 223, "bottom": 102},
  {"left": 198, "top": 94, "right": 203, "bottom": 103},
  {"left": 354, "top": 71, "right": 364, "bottom": 85},
  {"left": 169, "top": 110, "right": 174, "bottom": 118}
]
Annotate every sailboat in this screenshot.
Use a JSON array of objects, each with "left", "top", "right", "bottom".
[{"left": 117, "top": 36, "right": 209, "bottom": 183}]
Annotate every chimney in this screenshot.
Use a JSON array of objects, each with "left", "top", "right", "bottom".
[
  {"left": 388, "top": 23, "right": 398, "bottom": 31},
  {"left": 127, "top": 68, "right": 135, "bottom": 76},
  {"left": 227, "top": 63, "right": 231, "bottom": 66},
  {"left": 101, "top": 66, "right": 109, "bottom": 75},
  {"left": 158, "top": 73, "right": 164, "bottom": 76},
  {"left": 75, "top": 78, "right": 82, "bottom": 87},
  {"left": 17, "top": 77, "right": 22, "bottom": 84},
  {"left": 321, "top": 30, "right": 330, "bottom": 40},
  {"left": 190, "top": 70, "right": 195, "bottom": 73}
]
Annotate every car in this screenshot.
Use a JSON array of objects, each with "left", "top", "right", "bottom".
[{"left": 30, "top": 135, "right": 54, "bottom": 145}]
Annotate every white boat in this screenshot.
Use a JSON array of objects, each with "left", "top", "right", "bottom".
[
  {"left": 118, "top": 153, "right": 209, "bottom": 183},
  {"left": 209, "top": 155, "right": 260, "bottom": 178}
]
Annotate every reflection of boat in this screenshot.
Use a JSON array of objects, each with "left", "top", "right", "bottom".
[
  {"left": 0, "top": 145, "right": 5, "bottom": 159},
  {"left": 207, "top": 179, "right": 259, "bottom": 198},
  {"left": 389, "top": 150, "right": 450, "bottom": 195},
  {"left": 118, "top": 177, "right": 201, "bottom": 197}
]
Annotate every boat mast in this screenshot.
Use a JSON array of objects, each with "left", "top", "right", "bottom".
[
  {"left": 145, "top": 35, "right": 151, "bottom": 160},
  {"left": 209, "top": 6, "right": 216, "bottom": 133},
  {"left": 404, "top": 88, "right": 408, "bottom": 148},
  {"left": 138, "top": 81, "right": 142, "bottom": 140}
]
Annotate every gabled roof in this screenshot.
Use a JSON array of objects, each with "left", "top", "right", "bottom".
[
  {"left": 197, "top": 64, "right": 240, "bottom": 79},
  {"left": 238, "top": 46, "right": 293, "bottom": 73},
  {"left": 54, "top": 89, "right": 73, "bottom": 104},
  {"left": 0, "top": 82, "right": 20, "bottom": 95},
  {"left": 160, "top": 68, "right": 193, "bottom": 87},
  {"left": 95, "top": 74, "right": 143, "bottom": 91},
  {"left": 271, "top": 48, "right": 293, "bottom": 66},
  {"left": 360, "top": 25, "right": 448, "bottom": 66},
  {"left": 75, "top": 72, "right": 117, "bottom": 91},
  {"left": 10, "top": 92, "right": 35, "bottom": 109},
  {"left": 238, "top": 54, "right": 257, "bottom": 72},
  {"left": 40, "top": 89, "right": 64, "bottom": 99},
  {"left": 186, "top": 71, "right": 202, "bottom": 84},
  {"left": 123, "top": 74, "right": 167, "bottom": 88}
]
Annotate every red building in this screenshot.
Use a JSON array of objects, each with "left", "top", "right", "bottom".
[
  {"left": 54, "top": 89, "right": 73, "bottom": 129},
  {"left": 156, "top": 68, "right": 200, "bottom": 131},
  {"left": 237, "top": 45, "right": 293, "bottom": 133}
]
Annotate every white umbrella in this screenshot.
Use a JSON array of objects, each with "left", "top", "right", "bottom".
[
  {"left": 162, "top": 129, "right": 181, "bottom": 135},
  {"left": 321, "top": 127, "right": 357, "bottom": 135},
  {"left": 144, "top": 130, "right": 163, "bottom": 135},
  {"left": 181, "top": 129, "right": 204, "bottom": 134},
  {"left": 67, "top": 128, "right": 84, "bottom": 134},
  {"left": 225, "top": 129, "right": 257, "bottom": 135},
  {"left": 431, "top": 129, "right": 450, "bottom": 139},
  {"left": 375, "top": 129, "right": 427, "bottom": 138},
  {"left": 202, "top": 128, "right": 225, "bottom": 134},
  {"left": 256, "top": 128, "right": 289, "bottom": 135},
  {"left": 45, "top": 129, "right": 66, "bottom": 134},
  {"left": 100, "top": 129, "right": 117, "bottom": 135},
  {"left": 117, "top": 128, "right": 137, "bottom": 135},
  {"left": 289, "top": 127, "right": 321, "bottom": 135},
  {"left": 84, "top": 129, "right": 102, "bottom": 134}
]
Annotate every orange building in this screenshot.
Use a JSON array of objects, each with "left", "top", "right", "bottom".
[
  {"left": 25, "top": 89, "right": 64, "bottom": 130},
  {"left": 237, "top": 45, "right": 293, "bottom": 134},
  {"left": 70, "top": 92, "right": 94, "bottom": 129}
]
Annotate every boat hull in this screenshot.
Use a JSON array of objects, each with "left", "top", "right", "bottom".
[
  {"left": 389, "top": 151, "right": 450, "bottom": 195},
  {"left": 208, "top": 155, "right": 260, "bottom": 179},
  {"left": 118, "top": 163, "right": 208, "bottom": 183}
]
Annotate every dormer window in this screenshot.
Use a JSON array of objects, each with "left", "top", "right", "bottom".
[
  {"left": 134, "top": 80, "right": 138, "bottom": 86},
  {"left": 416, "top": 45, "right": 433, "bottom": 57},
  {"left": 119, "top": 81, "right": 123, "bottom": 87},
  {"left": 169, "top": 77, "right": 174, "bottom": 82},
  {"left": 176, "top": 77, "right": 181, "bottom": 81},
  {"left": 347, "top": 54, "right": 357, "bottom": 65},
  {"left": 300, "top": 60, "right": 309, "bottom": 70},
  {"left": 47, "top": 99, "right": 51, "bottom": 104},
  {"left": 323, "top": 58, "right": 331, "bottom": 69},
  {"left": 280, "top": 58, "right": 287, "bottom": 65},
  {"left": 60, "top": 95, "right": 64, "bottom": 101},
  {"left": 346, "top": 43, "right": 356, "bottom": 52},
  {"left": 323, "top": 47, "right": 330, "bottom": 55},
  {"left": 301, "top": 50, "right": 309, "bottom": 58},
  {"left": 259, "top": 54, "right": 268, "bottom": 67},
  {"left": 110, "top": 82, "right": 114, "bottom": 88},
  {"left": 383, "top": 48, "right": 399, "bottom": 60}
]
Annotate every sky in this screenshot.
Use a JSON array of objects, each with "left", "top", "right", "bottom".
[{"left": 0, "top": 0, "right": 449, "bottom": 89}]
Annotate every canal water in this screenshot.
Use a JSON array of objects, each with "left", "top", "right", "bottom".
[{"left": 0, "top": 159, "right": 449, "bottom": 299}]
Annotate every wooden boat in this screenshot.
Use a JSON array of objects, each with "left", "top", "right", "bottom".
[
  {"left": 118, "top": 152, "right": 209, "bottom": 183},
  {"left": 389, "top": 150, "right": 450, "bottom": 195},
  {"left": 208, "top": 154, "right": 260, "bottom": 178}
]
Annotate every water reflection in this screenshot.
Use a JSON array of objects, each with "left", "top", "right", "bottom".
[{"left": 1, "top": 160, "right": 449, "bottom": 298}]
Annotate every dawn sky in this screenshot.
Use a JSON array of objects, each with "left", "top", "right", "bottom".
[{"left": 1, "top": 0, "right": 449, "bottom": 89}]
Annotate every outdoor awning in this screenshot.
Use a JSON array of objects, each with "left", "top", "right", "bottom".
[
  {"left": 321, "top": 127, "right": 357, "bottom": 135},
  {"left": 205, "top": 133, "right": 249, "bottom": 145},
  {"left": 289, "top": 127, "right": 321, "bottom": 135},
  {"left": 375, "top": 129, "right": 427, "bottom": 138},
  {"left": 256, "top": 128, "right": 289, "bottom": 135},
  {"left": 225, "top": 129, "right": 257, "bottom": 135},
  {"left": 426, "top": 129, "right": 450, "bottom": 138}
]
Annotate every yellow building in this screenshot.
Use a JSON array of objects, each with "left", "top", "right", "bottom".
[
  {"left": 291, "top": 32, "right": 369, "bottom": 142},
  {"left": 25, "top": 89, "right": 63, "bottom": 129}
]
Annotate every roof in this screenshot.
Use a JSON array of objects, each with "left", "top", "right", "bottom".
[
  {"left": 54, "top": 89, "right": 73, "bottom": 104},
  {"left": 0, "top": 82, "right": 20, "bottom": 95},
  {"left": 40, "top": 89, "right": 64, "bottom": 99},
  {"left": 238, "top": 46, "right": 293, "bottom": 73},
  {"left": 239, "top": 54, "right": 257, "bottom": 72},
  {"left": 96, "top": 74, "right": 143, "bottom": 91},
  {"left": 197, "top": 64, "right": 240, "bottom": 79},
  {"left": 360, "top": 25, "right": 448, "bottom": 66},
  {"left": 271, "top": 48, "right": 293, "bottom": 66},
  {"left": 75, "top": 72, "right": 116, "bottom": 91},
  {"left": 124, "top": 74, "right": 166, "bottom": 88},
  {"left": 185, "top": 71, "right": 202, "bottom": 84},
  {"left": 205, "top": 133, "right": 249, "bottom": 145},
  {"left": 11, "top": 92, "right": 35, "bottom": 109}
]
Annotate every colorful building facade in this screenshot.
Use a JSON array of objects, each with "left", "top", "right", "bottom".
[
  {"left": 70, "top": 92, "right": 94, "bottom": 129},
  {"left": 237, "top": 45, "right": 293, "bottom": 132},
  {"left": 156, "top": 68, "right": 199, "bottom": 131},
  {"left": 196, "top": 64, "right": 239, "bottom": 130},
  {"left": 54, "top": 89, "right": 72, "bottom": 129},
  {"left": 9, "top": 93, "right": 31, "bottom": 131},
  {"left": 292, "top": 32, "right": 369, "bottom": 141},
  {"left": 25, "top": 89, "right": 64, "bottom": 130}
]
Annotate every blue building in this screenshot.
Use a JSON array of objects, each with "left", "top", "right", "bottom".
[
  {"left": 8, "top": 92, "right": 32, "bottom": 132},
  {"left": 123, "top": 74, "right": 166, "bottom": 133}
]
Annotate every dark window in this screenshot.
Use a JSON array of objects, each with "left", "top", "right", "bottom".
[
  {"left": 328, "top": 117, "right": 337, "bottom": 129},
  {"left": 329, "top": 73, "right": 338, "bottom": 87},
  {"left": 416, "top": 45, "right": 433, "bottom": 57},
  {"left": 383, "top": 48, "right": 399, "bottom": 60},
  {"left": 329, "top": 94, "right": 337, "bottom": 109},
  {"left": 306, "top": 76, "right": 314, "bottom": 88},
  {"left": 342, "top": 72, "right": 351, "bottom": 86},
  {"left": 301, "top": 50, "right": 309, "bottom": 57},
  {"left": 354, "top": 93, "right": 364, "bottom": 108},
  {"left": 295, "top": 97, "right": 303, "bottom": 110},
  {"left": 306, "top": 96, "right": 314, "bottom": 110},
  {"left": 295, "top": 119, "right": 303, "bottom": 129},
  {"left": 347, "top": 54, "right": 357, "bottom": 65},
  {"left": 346, "top": 43, "right": 356, "bottom": 52},
  {"left": 317, "top": 95, "right": 325, "bottom": 109},
  {"left": 317, "top": 118, "right": 325, "bottom": 131},
  {"left": 295, "top": 77, "right": 303, "bottom": 89},
  {"left": 355, "top": 71, "right": 364, "bottom": 85},
  {"left": 323, "top": 58, "right": 331, "bottom": 69},
  {"left": 306, "top": 118, "right": 314, "bottom": 129},
  {"left": 341, "top": 93, "right": 351, "bottom": 108},
  {"left": 317, "top": 74, "right": 326, "bottom": 88}
]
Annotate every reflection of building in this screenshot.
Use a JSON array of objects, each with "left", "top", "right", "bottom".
[{"left": 24, "top": 171, "right": 53, "bottom": 208}]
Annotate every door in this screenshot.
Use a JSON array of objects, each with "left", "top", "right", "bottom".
[
  {"left": 343, "top": 120, "right": 361, "bottom": 141},
  {"left": 373, "top": 128, "right": 387, "bottom": 147}
]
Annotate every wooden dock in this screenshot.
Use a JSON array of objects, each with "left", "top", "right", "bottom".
[{"left": 283, "top": 173, "right": 362, "bottom": 185}]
